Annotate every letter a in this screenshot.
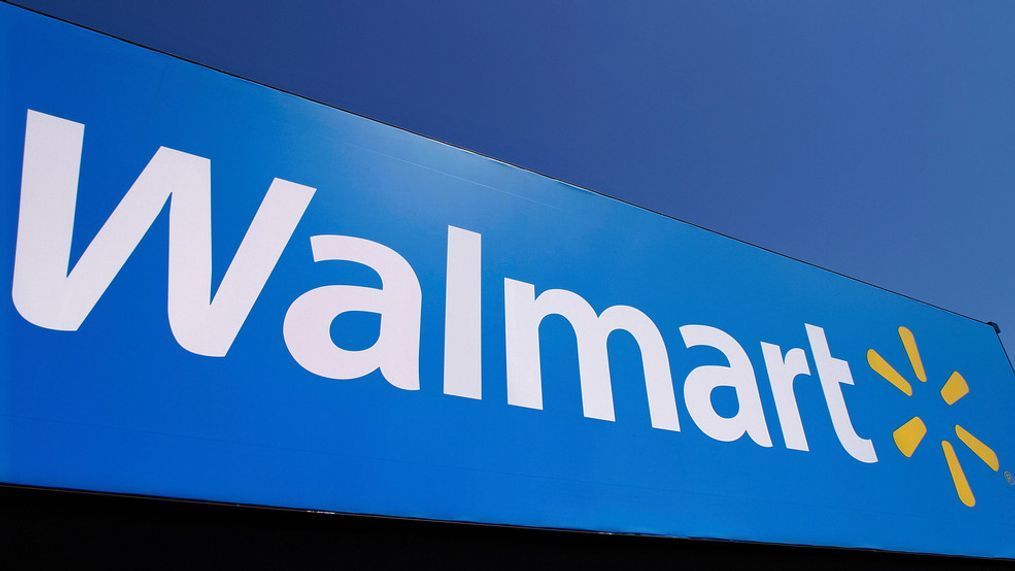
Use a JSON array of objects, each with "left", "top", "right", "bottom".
[{"left": 283, "top": 235, "right": 422, "bottom": 391}]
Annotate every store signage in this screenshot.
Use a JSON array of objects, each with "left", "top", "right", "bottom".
[{"left": 2, "top": 4, "right": 1013, "bottom": 559}]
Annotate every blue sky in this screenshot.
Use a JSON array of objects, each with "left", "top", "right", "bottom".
[{"left": 12, "top": 0, "right": 1015, "bottom": 353}]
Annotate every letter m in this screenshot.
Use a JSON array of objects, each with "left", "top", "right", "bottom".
[{"left": 12, "top": 110, "right": 316, "bottom": 356}]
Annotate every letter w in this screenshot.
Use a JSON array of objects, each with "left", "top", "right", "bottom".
[{"left": 12, "top": 110, "right": 316, "bottom": 356}]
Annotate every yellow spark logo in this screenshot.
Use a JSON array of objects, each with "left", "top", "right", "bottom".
[{"left": 868, "top": 326, "right": 999, "bottom": 507}]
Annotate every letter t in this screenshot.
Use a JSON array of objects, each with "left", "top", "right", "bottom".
[{"left": 805, "top": 324, "right": 878, "bottom": 463}]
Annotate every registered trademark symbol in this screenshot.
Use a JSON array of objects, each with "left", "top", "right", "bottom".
[{"left": 1004, "top": 470, "right": 1015, "bottom": 486}]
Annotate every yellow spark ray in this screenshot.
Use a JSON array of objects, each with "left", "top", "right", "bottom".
[
  {"left": 898, "top": 326, "right": 927, "bottom": 382},
  {"left": 942, "top": 440, "right": 975, "bottom": 507},
  {"left": 940, "top": 371, "right": 969, "bottom": 406},
  {"left": 893, "top": 416, "right": 927, "bottom": 457},
  {"left": 867, "top": 349, "right": 913, "bottom": 396},
  {"left": 955, "top": 425, "right": 999, "bottom": 471}
]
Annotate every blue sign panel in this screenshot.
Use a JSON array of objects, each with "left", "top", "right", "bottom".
[{"left": 1, "top": 5, "right": 1013, "bottom": 559}]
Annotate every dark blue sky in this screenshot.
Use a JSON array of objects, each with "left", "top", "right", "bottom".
[{"left": 12, "top": 0, "right": 1015, "bottom": 351}]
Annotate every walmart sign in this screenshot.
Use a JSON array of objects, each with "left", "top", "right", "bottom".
[{"left": 1, "top": 5, "right": 1013, "bottom": 559}]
